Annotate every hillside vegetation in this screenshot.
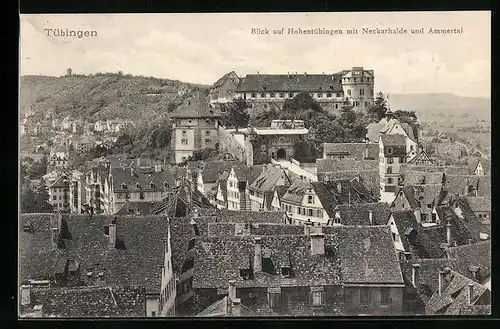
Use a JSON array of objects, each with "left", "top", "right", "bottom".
[{"left": 20, "top": 73, "right": 210, "bottom": 121}]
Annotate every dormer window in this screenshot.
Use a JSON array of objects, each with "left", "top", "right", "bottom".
[
  {"left": 281, "top": 266, "right": 291, "bottom": 278},
  {"left": 239, "top": 268, "right": 250, "bottom": 280},
  {"left": 150, "top": 181, "right": 156, "bottom": 188},
  {"left": 136, "top": 183, "right": 141, "bottom": 189},
  {"left": 387, "top": 147, "right": 393, "bottom": 154},
  {"left": 121, "top": 183, "right": 127, "bottom": 190}
]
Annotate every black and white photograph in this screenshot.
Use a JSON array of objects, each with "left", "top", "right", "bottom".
[{"left": 19, "top": 11, "right": 491, "bottom": 317}]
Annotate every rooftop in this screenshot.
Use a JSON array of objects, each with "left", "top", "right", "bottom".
[{"left": 237, "top": 73, "right": 343, "bottom": 92}]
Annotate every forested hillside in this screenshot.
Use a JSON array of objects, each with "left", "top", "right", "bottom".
[{"left": 20, "top": 72, "right": 210, "bottom": 121}]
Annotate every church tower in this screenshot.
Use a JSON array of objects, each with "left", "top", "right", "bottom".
[{"left": 341, "top": 67, "right": 375, "bottom": 111}]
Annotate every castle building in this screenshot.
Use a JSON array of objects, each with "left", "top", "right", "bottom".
[
  {"left": 170, "top": 97, "right": 222, "bottom": 164},
  {"left": 209, "top": 67, "right": 375, "bottom": 112}
]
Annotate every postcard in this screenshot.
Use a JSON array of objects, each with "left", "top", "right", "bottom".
[{"left": 19, "top": 11, "right": 491, "bottom": 318}]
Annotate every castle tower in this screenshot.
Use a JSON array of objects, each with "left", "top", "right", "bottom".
[{"left": 341, "top": 67, "right": 375, "bottom": 111}]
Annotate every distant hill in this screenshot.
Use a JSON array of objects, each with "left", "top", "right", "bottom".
[
  {"left": 388, "top": 93, "right": 491, "bottom": 121},
  {"left": 20, "top": 73, "right": 210, "bottom": 121}
]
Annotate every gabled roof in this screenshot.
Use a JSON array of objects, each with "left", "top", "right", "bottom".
[
  {"left": 237, "top": 73, "right": 343, "bottom": 92},
  {"left": 111, "top": 167, "right": 176, "bottom": 192},
  {"left": 404, "top": 171, "right": 444, "bottom": 186},
  {"left": 464, "top": 197, "right": 490, "bottom": 212},
  {"left": 337, "top": 225, "right": 405, "bottom": 285},
  {"left": 316, "top": 158, "right": 378, "bottom": 173},
  {"left": 275, "top": 185, "right": 290, "bottom": 200},
  {"left": 114, "top": 201, "right": 164, "bottom": 216},
  {"left": 195, "top": 295, "right": 257, "bottom": 317},
  {"left": 231, "top": 163, "right": 252, "bottom": 182},
  {"left": 407, "top": 151, "right": 434, "bottom": 165},
  {"left": 208, "top": 222, "right": 304, "bottom": 238},
  {"left": 280, "top": 180, "right": 311, "bottom": 205},
  {"left": 192, "top": 225, "right": 403, "bottom": 290},
  {"left": 311, "top": 179, "right": 376, "bottom": 217},
  {"left": 248, "top": 166, "right": 290, "bottom": 193},
  {"left": 323, "top": 143, "right": 379, "bottom": 160},
  {"left": 445, "top": 241, "right": 491, "bottom": 284},
  {"left": 334, "top": 202, "right": 391, "bottom": 226},
  {"left": 426, "top": 269, "right": 489, "bottom": 315},
  {"left": 380, "top": 135, "right": 407, "bottom": 156},
  {"left": 169, "top": 216, "right": 196, "bottom": 273},
  {"left": 467, "top": 157, "right": 491, "bottom": 175},
  {"left": 445, "top": 175, "right": 491, "bottom": 197},
  {"left": 170, "top": 96, "right": 222, "bottom": 118},
  {"left": 201, "top": 161, "right": 236, "bottom": 183},
  {"left": 20, "top": 214, "right": 170, "bottom": 293},
  {"left": 21, "top": 286, "right": 146, "bottom": 317},
  {"left": 316, "top": 170, "right": 380, "bottom": 200},
  {"left": 398, "top": 185, "right": 447, "bottom": 210}
]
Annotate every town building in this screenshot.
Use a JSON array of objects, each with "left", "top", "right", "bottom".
[
  {"left": 170, "top": 96, "right": 222, "bottom": 164},
  {"left": 379, "top": 134, "right": 408, "bottom": 194},
  {"left": 190, "top": 225, "right": 405, "bottom": 316},
  {"left": 20, "top": 213, "right": 177, "bottom": 317},
  {"left": 45, "top": 173, "right": 70, "bottom": 212},
  {"left": 211, "top": 67, "right": 375, "bottom": 112},
  {"left": 323, "top": 143, "right": 379, "bottom": 160},
  {"left": 247, "top": 165, "right": 291, "bottom": 211},
  {"left": 69, "top": 170, "right": 86, "bottom": 214},
  {"left": 467, "top": 158, "right": 490, "bottom": 176},
  {"left": 20, "top": 285, "right": 147, "bottom": 317}
]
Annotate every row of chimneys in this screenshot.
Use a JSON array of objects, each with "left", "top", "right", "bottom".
[{"left": 253, "top": 229, "right": 325, "bottom": 273}]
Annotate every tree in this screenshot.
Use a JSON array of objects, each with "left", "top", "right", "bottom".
[
  {"left": 393, "top": 110, "right": 420, "bottom": 141},
  {"left": 66, "top": 68, "right": 72, "bottom": 77},
  {"left": 367, "top": 92, "right": 387, "bottom": 122},
  {"left": 221, "top": 98, "right": 250, "bottom": 131},
  {"left": 20, "top": 187, "right": 37, "bottom": 213},
  {"left": 282, "top": 92, "right": 323, "bottom": 113}
]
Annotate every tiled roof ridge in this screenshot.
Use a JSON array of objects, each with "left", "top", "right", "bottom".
[
  {"left": 447, "top": 240, "right": 490, "bottom": 251},
  {"left": 399, "top": 257, "right": 458, "bottom": 265}
]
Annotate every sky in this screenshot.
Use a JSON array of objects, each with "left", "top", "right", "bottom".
[{"left": 20, "top": 12, "right": 491, "bottom": 97}]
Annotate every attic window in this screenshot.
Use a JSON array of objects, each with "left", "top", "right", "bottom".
[
  {"left": 240, "top": 269, "right": 250, "bottom": 280},
  {"left": 150, "top": 182, "right": 156, "bottom": 188},
  {"left": 281, "top": 266, "right": 291, "bottom": 278},
  {"left": 121, "top": 183, "right": 127, "bottom": 190},
  {"left": 387, "top": 147, "right": 393, "bottom": 154},
  {"left": 136, "top": 183, "right": 142, "bottom": 189}
]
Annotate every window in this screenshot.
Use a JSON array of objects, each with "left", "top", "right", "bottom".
[
  {"left": 427, "top": 203, "right": 432, "bottom": 209},
  {"left": 270, "top": 93, "right": 275, "bottom": 98},
  {"left": 360, "top": 89, "right": 365, "bottom": 96},
  {"left": 240, "top": 268, "right": 250, "bottom": 280},
  {"left": 354, "top": 78, "right": 357, "bottom": 82},
  {"left": 335, "top": 104, "right": 339, "bottom": 109},
  {"left": 360, "top": 287, "right": 370, "bottom": 305},
  {"left": 261, "top": 93, "right": 266, "bottom": 98},
  {"left": 307, "top": 195, "right": 314, "bottom": 204},
  {"left": 387, "top": 157, "right": 394, "bottom": 164},
  {"left": 311, "top": 288, "right": 324, "bottom": 306},
  {"left": 387, "top": 178, "right": 393, "bottom": 184},
  {"left": 410, "top": 145, "right": 414, "bottom": 151},
  {"left": 182, "top": 130, "right": 187, "bottom": 135},
  {"left": 150, "top": 182, "right": 156, "bottom": 188},
  {"left": 151, "top": 311, "right": 156, "bottom": 317},
  {"left": 268, "top": 289, "right": 281, "bottom": 309},
  {"left": 53, "top": 196, "right": 57, "bottom": 200},
  {"left": 380, "top": 288, "right": 390, "bottom": 305},
  {"left": 252, "top": 93, "right": 256, "bottom": 98},
  {"left": 308, "top": 209, "right": 313, "bottom": 217},
  {"left": 316, "top": 210, "right": 323, "bottom": 218},
  {"left": 181, "top": 139, "right": 188, "bottom": 145},
  {"left": 205, "top": 131, "right": 210, "bottom": 136},
  {"left": 139, "top": 192, "right": 145, "bottom": 199},
  {"left": 387, "top": 167, "right": 392, "bottom": 174},
  {"left": 279, "top": 93, "right": 284, "bottom": 98},
  {"left": 347, "top": 89, "right": 351, "bottom": 96},
  {"left": 326, "top": 92, "right": 332, "bottom": 98},
  {"left": 205, "top": 139, "right": 211, "bottom": 143},
  {"left": 392, "top": 232, "right": 396, "bottom": 241},
  {"left": 289, "top": 93, "right": 293, "bottom": 98},
  {"left": 281, "top": 267, "right": 291, "bottom": 278},
  {"left": 317, "top": 93, "right": 322, "bottom": 98}
]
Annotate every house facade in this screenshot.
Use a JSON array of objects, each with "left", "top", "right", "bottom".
[{"left": 170, "top": 97, "right": 222, "bottom": 164}]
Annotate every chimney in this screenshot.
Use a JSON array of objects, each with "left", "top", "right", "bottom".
[
  {"left": 368, "top": 210, "right": 373, "bottom": 225},
  {"left": 21, "top": 285, "right": 31, "bottom": 306},
  {"left": 310, "top": 233, "right": 325, "bottom": 255},
  {"left": 254, "top": 237, "right": 262, "bottom": 273},
  {"left": 108, "top": 223, "right": 116, "bottom": 248},
  {"left": 231, "top": 298, "right": 241, "bottom": 316},
  {"left": 228, "top": 280, "right": 236, "bottom": 301},
  {"left": 411, "top": 264, "right": 421, "bottom": 287},
  {"left": 438, "top": 270, "right": 444, "bottom": 295},
  {"left": 468, "top": 283, "right": 474, "bottom": 305},
  {"left": 51, "top": 227, "right": 59, "bottom": 249},
  {"left": 446, "top": 220, "right": 452, "bottom": 245},
  {"left": 193, "top": 208, "right": 199, "bottom": 218},
  {"left": 469, "top": 265, "right": 479, "bottom": 280},
  {"left": 33, "top": 305, "right": 43, "bottom": 317}
]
